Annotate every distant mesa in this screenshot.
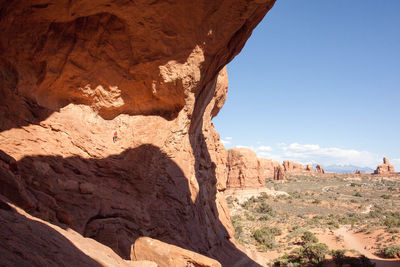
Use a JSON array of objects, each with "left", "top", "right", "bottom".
[
  {"left": 226, "top": 148, "right": 265, "bottom": 189},
  {"left": 374, "top": 157, "right": 395, "bottom": 174},
  {"left": 259, "top": 158, "right": 281, "bottom": 179},
  {"left": 283, "top": 160, "right": 302, "bottom": 173},
  {"left": 225, "top": 148, "right": 326, "bottom": 190},
  {"left": 355, "top": 169, "right": 361, "bottom": 174}
]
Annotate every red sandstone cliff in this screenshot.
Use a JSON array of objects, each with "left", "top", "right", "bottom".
[
  {"left": 226, "top": 148, "right": 264, "bottom": 189},
  {"left": 0, "top": 1, "right": 276, "bottom": 266},
  {"left": 260, "top": 158, "right": 282, "bottom": 179}
]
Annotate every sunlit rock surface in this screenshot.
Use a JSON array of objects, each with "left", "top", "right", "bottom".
[{"left": 0, "top": 0, "right": 276, "bottom": 266}]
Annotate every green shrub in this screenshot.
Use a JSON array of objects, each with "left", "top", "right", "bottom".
[
  {"left": 301, "top": 231, "right": 318, "bottom": 244},
  {"left": 302, "top": 243, "right": 329, "bottom": 264},
  {"left": 231, "top": 215, "right": 242, "bottom": 240},
  {"left": 378, "top": 244, "right": 400, "bottom": 258},
  {"left": 312, "top": 199, "right": 321, "bottom": 204},
  {"left": 354, "top": 192, "right": 362, "bottom": 197},
  {"left": 384, "top": 212, "right": 400, "bottom": 228},
  {"left": 331, "top": 249, "right": 346, "bottom": 266},
  {"left": 241, "top": 196, "right": 257, "bottom": 209},
  {"left": 255, "top": 202, "right": 275, "bottom": 216},
  {"left": 381, "top": 194, "right": 391, "bottom": 199},
  {"left": 259, "top": 215, "right": 270, "bottom": 221},
  {"left": 327, "top": 220, "right": 339, "bottom": 229},
  {"left": 253, "top": 227, "right": 276, "bottom": 250}
]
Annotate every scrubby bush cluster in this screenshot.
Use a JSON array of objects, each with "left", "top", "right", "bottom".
[
  {"left": 378, "top": 244, "right": 400, "bottom": 258},
  {"left": 252, "top": 226, "right": 281, "bottom": 250},
  {"left": 273, "top": 243, "right": 329, "bottom": 266}
]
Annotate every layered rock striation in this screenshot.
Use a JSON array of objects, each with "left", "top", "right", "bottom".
[{"left": 0, "top": 0, "right": 276, "bottom": 266}]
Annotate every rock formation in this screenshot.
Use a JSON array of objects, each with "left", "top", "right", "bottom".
[
  {"left": 0, "top": 0, "right": 277, "bottom": 266},
  {"left": 0, "top": 198, "right": 157, "bottom": 267},
  {"left": 283, "top": 160, "right": 304, "bottom": 173},
  {"left": 374, "top": 157, "right": 395, "bottom": 174},
  {"left": 305, "top": 164, "right": 314, "bottom": 172},
  {"left": 226, "top": 148, "right": 264, "bottom": 189},
  {"left": 355, "top": 169, "right": 361, "bottom": 174},
  {"left": 259, "top": 158, "right": 281, "bottom": 179},
  {"left": 282, "top": 160, "right": 315, "bottom": 174},
  {"left": 315, "top": 164, "right": 325, "bottom": 174},
  {"left": 273, "top": 165, "right": 285, "bottom": 181},
  {"left": 131, "top": 237, "right": 221, "bottom": 267}
]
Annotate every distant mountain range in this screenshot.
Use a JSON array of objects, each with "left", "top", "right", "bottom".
[{"left": 316, "top": 164, "right": 374, "bottom": 174}]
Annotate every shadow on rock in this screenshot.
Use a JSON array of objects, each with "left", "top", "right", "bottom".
[
  {"left": 0, "top": 199, "right": 102, "bottom": 266},
  {"left": 0, "top": 144, "right": 259, "bottom": 266}
]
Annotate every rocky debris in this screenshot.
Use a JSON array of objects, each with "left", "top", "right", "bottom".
[
  {"left": 259, "top": 158, "right": 281, "bottom": 179},
  {"left": 374, "top": 157, "right": 395, "bottom": 174},
  {"left": 226, "top": 148, "right": 264, "bottom": 189},
  {"left": 0, "top": 0, "right": 277, "bottom": 265},
  {"left": 274, "top": 165, "right": 286, "bottom": 180},
  {"left": 0, "top": 196, "right": 154, "bottom": 267},
  {"left": 355, "top": 169, "right": 361, "bottom": 174},
  {"left": 315, "top": 164, "right": 325, "bottom": 174},
  {"left": 131, "top": 237, "right": 221, "bottom": 267},
  {"left": 305, "top": 164, "right": 314, "bottom": 172}
]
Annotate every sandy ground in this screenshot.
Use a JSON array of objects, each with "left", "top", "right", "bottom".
[{"left": 317, "top": 226, "right": 400, "bottom": 267}]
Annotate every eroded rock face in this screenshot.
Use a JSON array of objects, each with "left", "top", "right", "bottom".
[
  {"left": 131, "top": 237, "right": 221, "bottom": 267},
  {"left": 283, "top": 160, "right": 303, "bottom": 173},
  {"left": 374, "top": 157, "right": 395, "bottom": 174},
  {"left": 226, "top": 148, "right": 264, "bottom": 189},
  {"left": 0, "top": 197, "right": 154, "bottom": 267},
  {"left": 315, "top": 164, "right": 325, "bottom": 174},
  {"left": 273, "top": 165, "right": 285, "bottom": 181},
  {"left": 0, "top": 0, "right": 276, "bottom": 266},
  {"left": 259, "top": 158, "right": 281, "bottom": 179},
  {"left": 305, "top": 164, "right": 314, "bottom": 172}
]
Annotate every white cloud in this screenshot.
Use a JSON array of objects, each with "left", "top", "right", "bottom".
[
  {"left": 235, "top": 145, "right": 254, "bottom": 150},
  {"left": 220, "top": 139, "right": 231, "bottom": 145},
  {"left": 225, "top": 137, "right": 232, "bottom": 140},
  {"left": 258, "top": 145, "right": 273, "bottom": 152},
  {"left": 229, "top": 140, "right": 388, "bottom": 169},
  {"left": 391, "top": 158, "right": 400, "bottom": 171},
  {"left": 279, "top": 142, "right": 381, "bottom": 168}
]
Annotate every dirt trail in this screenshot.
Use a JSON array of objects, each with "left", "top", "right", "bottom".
[{"left": 335, "top": 226, "right": 400, "bottom": 267}]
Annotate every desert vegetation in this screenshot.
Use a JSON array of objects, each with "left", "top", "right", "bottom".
[{"left": 226, "top": 174, "right": 400, "bottom": 266}]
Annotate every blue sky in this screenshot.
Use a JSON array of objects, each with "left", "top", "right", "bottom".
[{"left": 213, "top": 0, "right": 400, "bottom": 170}]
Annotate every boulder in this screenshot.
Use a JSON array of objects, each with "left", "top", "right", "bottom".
[{"left": 131, "top": 237, "right": 221, "bottom": 267}]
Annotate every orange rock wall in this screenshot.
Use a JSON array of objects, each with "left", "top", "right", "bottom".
[
  {"left": 0, "top": 0, "right": 276, "bottom": 265},
  {"left": 226, "top": 148, "right": 264, "bottom": 189}
]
